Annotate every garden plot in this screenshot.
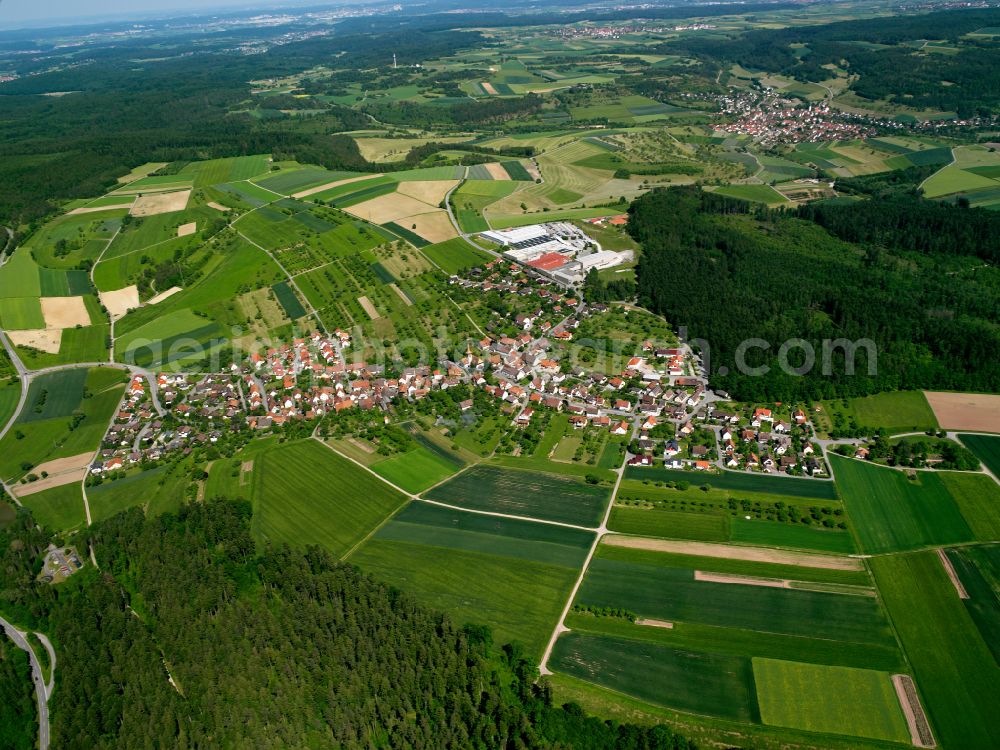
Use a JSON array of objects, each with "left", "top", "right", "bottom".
[{"left": 130, "top": 189, "right": 192, "bottom": 216}]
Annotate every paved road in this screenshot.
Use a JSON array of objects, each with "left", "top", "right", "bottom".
[{"left": 0, "top": 615, "right": 50, "bottom": 750}]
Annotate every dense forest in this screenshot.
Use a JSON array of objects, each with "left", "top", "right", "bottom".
[
  {"left": 628, "top": 187, "right": 1000, "bottom": 402},
  {"left": 0, "top": 500, "right": 694, "bottom": 749},
  {"left": 0, "top": 636, "right": 36, "bottom": 750}
]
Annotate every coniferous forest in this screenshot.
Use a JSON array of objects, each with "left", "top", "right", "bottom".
[
  {"left": 628, "top": 187, "right": 1000, "bottom": 402},
  {"left": 0, "top": 500, "right": 694, "bottom": 750}
]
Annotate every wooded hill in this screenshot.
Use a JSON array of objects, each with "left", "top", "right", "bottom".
[
  {"left": 0, "top": 500, "right": 694, "bottom": 749},
  {"left": 628, "top": 187, "right": 1000, "bottom": 402}
]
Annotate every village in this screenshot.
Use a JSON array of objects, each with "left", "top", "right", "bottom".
[{"left": 85, "top": 259, "right": 830, "bottom": 483}]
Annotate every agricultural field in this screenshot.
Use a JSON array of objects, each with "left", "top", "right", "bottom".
[
  {"left": 752, "top": 659, "right": 910, "bottom": 743},
  {"left": 958, "top": 433, "right": 1000, "bottom": 476},
  {"left": 251, "top": 440, "right": 407, "bottom": 555},
  {"left": 420, "top": 238, "right": 493, "bottom": 274},
  {"left": 351, "top": 501, "right": 593, "bottom": 657},
  {"left": 19, "top": 483, "right": 86, "bottom": 532},
  {"left": 623, "top": 466, "right": 839, "bottom": 500},
  {"left": 831, "top": 456, "right": 976, "bottom": 553},
  {"left": 425, "top": 464, "right": 610, "bottom": 527},
  {"left": 946, "top": 545, "right": 1000, "bottom": 665},
  {"left": 872, "top": 552, "right": 1000, "bottom": 750},
  {"left": 88, "top": 462, "right": 191, "bottom": 522},
  {"left": 0, "top": 367, "right": 126, "bottom": 484},
  {"left": 576, "top": 544, "right": 893, "bottom": 644},
  {"left": 370, "top": 443, "right": 464, "bottom": 494}
]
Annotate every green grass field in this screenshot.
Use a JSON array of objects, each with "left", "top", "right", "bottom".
[
  {"left": 711, "top": 184, "right": 788, "bottom": 204},
  {"left": 421, "top": 238, "right": 493, "bottom": 273},
  {"left": 371, "top": 445, "right": 462, "bottom": 493},
  {"left": 959, "top": 433, "right": 1000, "bottom": 476},
  {"left": 19, "top": 483, "right": 86, "bottom": 531},
  {"left": 88, "top": 463, "right": 191, "bottom": 522},
  {"left": 426, "top": 464, "right": 610, "bottom": 526},
  {"left": 0, "top": 379, "right": 21, "bottom": 432},
  {"left": 752, "top": 659, "right": 909, "bottom": 743},
  {"left": 624, "top": 466, "right": 838, "bottom": 500},
  {"left": 551, "top": 632, "right": 760, "bottom": 722},
  {"left": 564, "top": 612, "right": 904, "bottom": 673},
  {"left": 0, "top": 368, "right": 125, "bottom": 482},
  {"left": 831, "top": 456, "right": 973, "bottom": 553},
  {"left": 18, "top": 369, "right": 89, "bottom": 422},
  {"left": 608, "top": 506, "right": 730, "bottom": 542},
  {"left": 0, "top": 297, "right": 44, "bottom": 330},
  {"left": 871, "top": 552, "right": 1000, "bottom": 750},
  {"left": 252, "top": 440, "right": 407, "bottom": 555},
  {"left": 947, "top": 545, "right": 1000, "bottom": 665},
  {"left": 577, "top": 548, "right": 893, "bottom": 645},
  {"left": 819, "top": 391, "right": 938, "bottom": 434},
  {"left": 937, "top": 472, "right": 1000, "bottom": 540},
  {"left": 352, "top": 502, "right": 593, "bottom": 657}
]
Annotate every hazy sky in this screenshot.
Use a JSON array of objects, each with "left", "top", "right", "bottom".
[{"left": 1, "top": 0, "right": 289, "bottom": 28}]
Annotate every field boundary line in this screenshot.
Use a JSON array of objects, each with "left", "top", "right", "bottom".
[{"left": 313, "top": 436, "right": 600, "bottom": 533}]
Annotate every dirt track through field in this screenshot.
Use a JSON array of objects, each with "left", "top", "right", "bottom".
[
  {"left": 206, "top": 201, "right": 230, "bottom": 212},
  {"left": 694, "top": 570, "right": 791, "bottom": 588},
  {"left": 892, "top": 674, "right": 936, "bottom": 748},
  {"left": 68, "top": 203, "right": 134, "bottom": 215},
  {"left": 358, "top": 296, "right": 379, "bottom": 319},
  {"left": 936, "top": 549, "right": 969, "bottom": 599},
  {"left": 636, "top": 618, "right": 674, "bottom": 629},
  {"left": 603, "top": 535, "right": 865, "bottom": 570},
  {"left": 147, "top": 287, "right": 182, "bottom": 305},
  {"left": 388, "top": 284, "right": 412, "bottom": 306},
  {"left": 925, "top": 391, "right": 1000, "bottom": 432}
]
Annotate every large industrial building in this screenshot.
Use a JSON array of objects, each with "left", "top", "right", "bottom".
[{"left": 480, "top": 223, "right": 631, "bottom": 285}]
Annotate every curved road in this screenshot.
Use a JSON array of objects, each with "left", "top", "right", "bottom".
[{"left": 0, "top": 615, "right": 50, "bottom": 750}]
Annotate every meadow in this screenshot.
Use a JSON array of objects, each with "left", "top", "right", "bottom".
[
  {"left": 251, "top": 440, "right": 407, "bottom": 556},
  {"left": 871, "top": 552, "right": 1000, "bottom": 750},
  {"left": 425, "top": 464, "right": 610, "bottom": 526},
  {"left": 831, "top": 456, "right": 974, "bottom": 553},
  {"left": 351, "top": 502, "right": 593, "bottom": 657}
]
